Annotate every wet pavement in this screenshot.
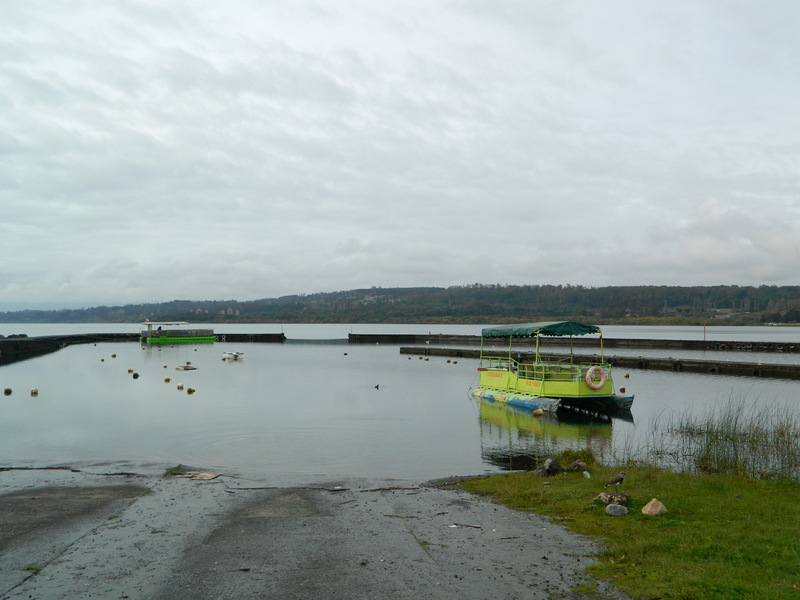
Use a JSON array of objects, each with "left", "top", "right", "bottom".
[{"left": 0, "top": 466, "right": 628, "bottom": 599}]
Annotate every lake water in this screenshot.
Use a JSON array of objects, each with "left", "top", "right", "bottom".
[{"left": 1, "top": 323, "right": 799, "bottom": 485}]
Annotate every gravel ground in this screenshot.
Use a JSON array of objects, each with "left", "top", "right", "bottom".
[{"left": 0, "top": 466, "right": 629, "bottom": 599}]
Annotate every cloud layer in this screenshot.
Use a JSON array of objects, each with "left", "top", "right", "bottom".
[{"left": 2, "top": 1, "right": 799, "bottom": 307}]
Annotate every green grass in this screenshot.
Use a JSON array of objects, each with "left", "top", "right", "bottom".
[
  {"left": 462, "top": 466, "right": 800, "bottom": 599},
  {"left": 163, "top": 464, "right": 185, "bottom": 477}
]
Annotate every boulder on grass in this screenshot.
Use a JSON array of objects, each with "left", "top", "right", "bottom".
[
  {"left": 593, "top": 491, "right": 630, "bottom": 505},
  {"left": 641, "top": 498, "right": 668, "bottom": 515},
  {"left": 605, "top": 503, "right": 629, "bottom": 517}
]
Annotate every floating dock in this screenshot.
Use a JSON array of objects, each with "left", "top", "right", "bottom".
[
  {"left": 348, "top": 333, "right": 798, "bottom": 353},
  {"left": 399, "top": 346, "right": 800, "bottom": 380}
]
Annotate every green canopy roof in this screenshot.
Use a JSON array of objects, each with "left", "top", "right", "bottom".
[{"left": 480, "top": 321, "right": 601, "bottom": 338}]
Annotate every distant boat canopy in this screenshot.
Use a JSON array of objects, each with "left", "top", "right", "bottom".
[{"left": 480, "top": 321, "right": 601, "bottom": 338}]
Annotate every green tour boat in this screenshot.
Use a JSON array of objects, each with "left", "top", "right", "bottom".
[
  {"left": 470, "top": 321, "right": 634, "bottom": 413},
  {"left": 139, "top": 321, "right": 216, "bottom": 345}
]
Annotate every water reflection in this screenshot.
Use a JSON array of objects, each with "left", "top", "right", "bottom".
[
  {"left": 2, "top": 325, "right": 799, "bottom": 483},
  {"left": 476, "top": 399, "right": 624, "bottom": 470}
]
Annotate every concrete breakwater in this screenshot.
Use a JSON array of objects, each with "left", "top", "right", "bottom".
[
  {"left": 349, "top": 333, "right": 799, "bottom": 353},
  {"left": 0, "top": 333, "right": 139, "bottom": 365},
  {"left": 0, "top": 332, "right": 286, "bottom": 366},
  {"left": 399, "top": 346, "right": 800, "bottom": 380}
]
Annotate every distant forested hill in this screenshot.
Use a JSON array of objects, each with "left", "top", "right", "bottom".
[{"left": 1, "top": 285, "right": 799, "bottom": 325}]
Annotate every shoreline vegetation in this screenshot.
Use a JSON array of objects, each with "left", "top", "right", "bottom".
[{"left": 461, "top": 400, "right": 800, "bottom": 599}]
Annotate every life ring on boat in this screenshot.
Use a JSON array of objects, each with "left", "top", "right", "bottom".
[{"left": 585, "top": 366, "right": 607, "bottom": 390}]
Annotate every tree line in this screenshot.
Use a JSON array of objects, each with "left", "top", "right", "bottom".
[{"left": 1, "top": 284, "right": 800, "bottom": 325}]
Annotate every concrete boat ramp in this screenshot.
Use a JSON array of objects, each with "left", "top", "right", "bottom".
[{"left": 0, "top": 467, "right": 629, "bottom": 600}]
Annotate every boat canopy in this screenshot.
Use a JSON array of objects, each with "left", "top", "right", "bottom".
[{"left": 480, "top": 321, "right": 601, "bottom": 338}]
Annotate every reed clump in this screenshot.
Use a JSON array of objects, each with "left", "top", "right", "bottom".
[{"left": 646, "top": 399, "right": 800, "bottom": 480}]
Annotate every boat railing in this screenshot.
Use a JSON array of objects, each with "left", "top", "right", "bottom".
[
  {"left": 482, "top": 354, "right": 612, "bottom": 382},
  {"left": 480, "top": 355, "right": 515, "bottom": 371},
  {"left": 144, "top": 329, "right": 214, "bottom": 338}
]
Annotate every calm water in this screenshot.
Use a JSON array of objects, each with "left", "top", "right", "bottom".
[{"left": 1, "top": 323, "right": 799, "bottom": 484}]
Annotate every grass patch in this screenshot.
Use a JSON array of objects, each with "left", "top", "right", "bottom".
[
  {"left": 462, "top": 466, "right": 800, "bottom": 599},
  {"left": 163, "top": 464, "right": 185, "bottom": 477}
]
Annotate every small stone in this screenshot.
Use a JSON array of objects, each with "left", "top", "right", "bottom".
[
  {"left": 605, "top": 504, "right": 629, "bottom": 517},
  {"left": 641, "top": 498, "right": 668, "bottom": 515}
]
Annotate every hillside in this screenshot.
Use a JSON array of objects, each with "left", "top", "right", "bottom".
[{"left": 1, "top": 285, "right": 799, "bottom": 325}]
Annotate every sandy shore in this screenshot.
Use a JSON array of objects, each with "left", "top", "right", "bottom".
[{"left": 0, "top": 465, "right": 629, "bottom": 599}]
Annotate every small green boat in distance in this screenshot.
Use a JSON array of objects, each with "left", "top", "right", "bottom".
[
  {"left": 470, "top": 321, "right": 634, "bottom": 413},
  {"left": 139, "top": 321, "right": 216, "bottom": 345}
]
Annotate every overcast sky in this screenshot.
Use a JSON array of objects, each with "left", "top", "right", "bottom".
[{"left": 2, "top": 1, "right": 799, "bottom": 309}]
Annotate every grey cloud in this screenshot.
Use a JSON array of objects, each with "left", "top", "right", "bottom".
[{"left": 1, "top": 1, "right": 799, "bottom": 306}]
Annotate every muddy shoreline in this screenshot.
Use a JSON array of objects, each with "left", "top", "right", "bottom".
[{"left": 0, "top": 464, "right": 629, "bottom": 599}]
